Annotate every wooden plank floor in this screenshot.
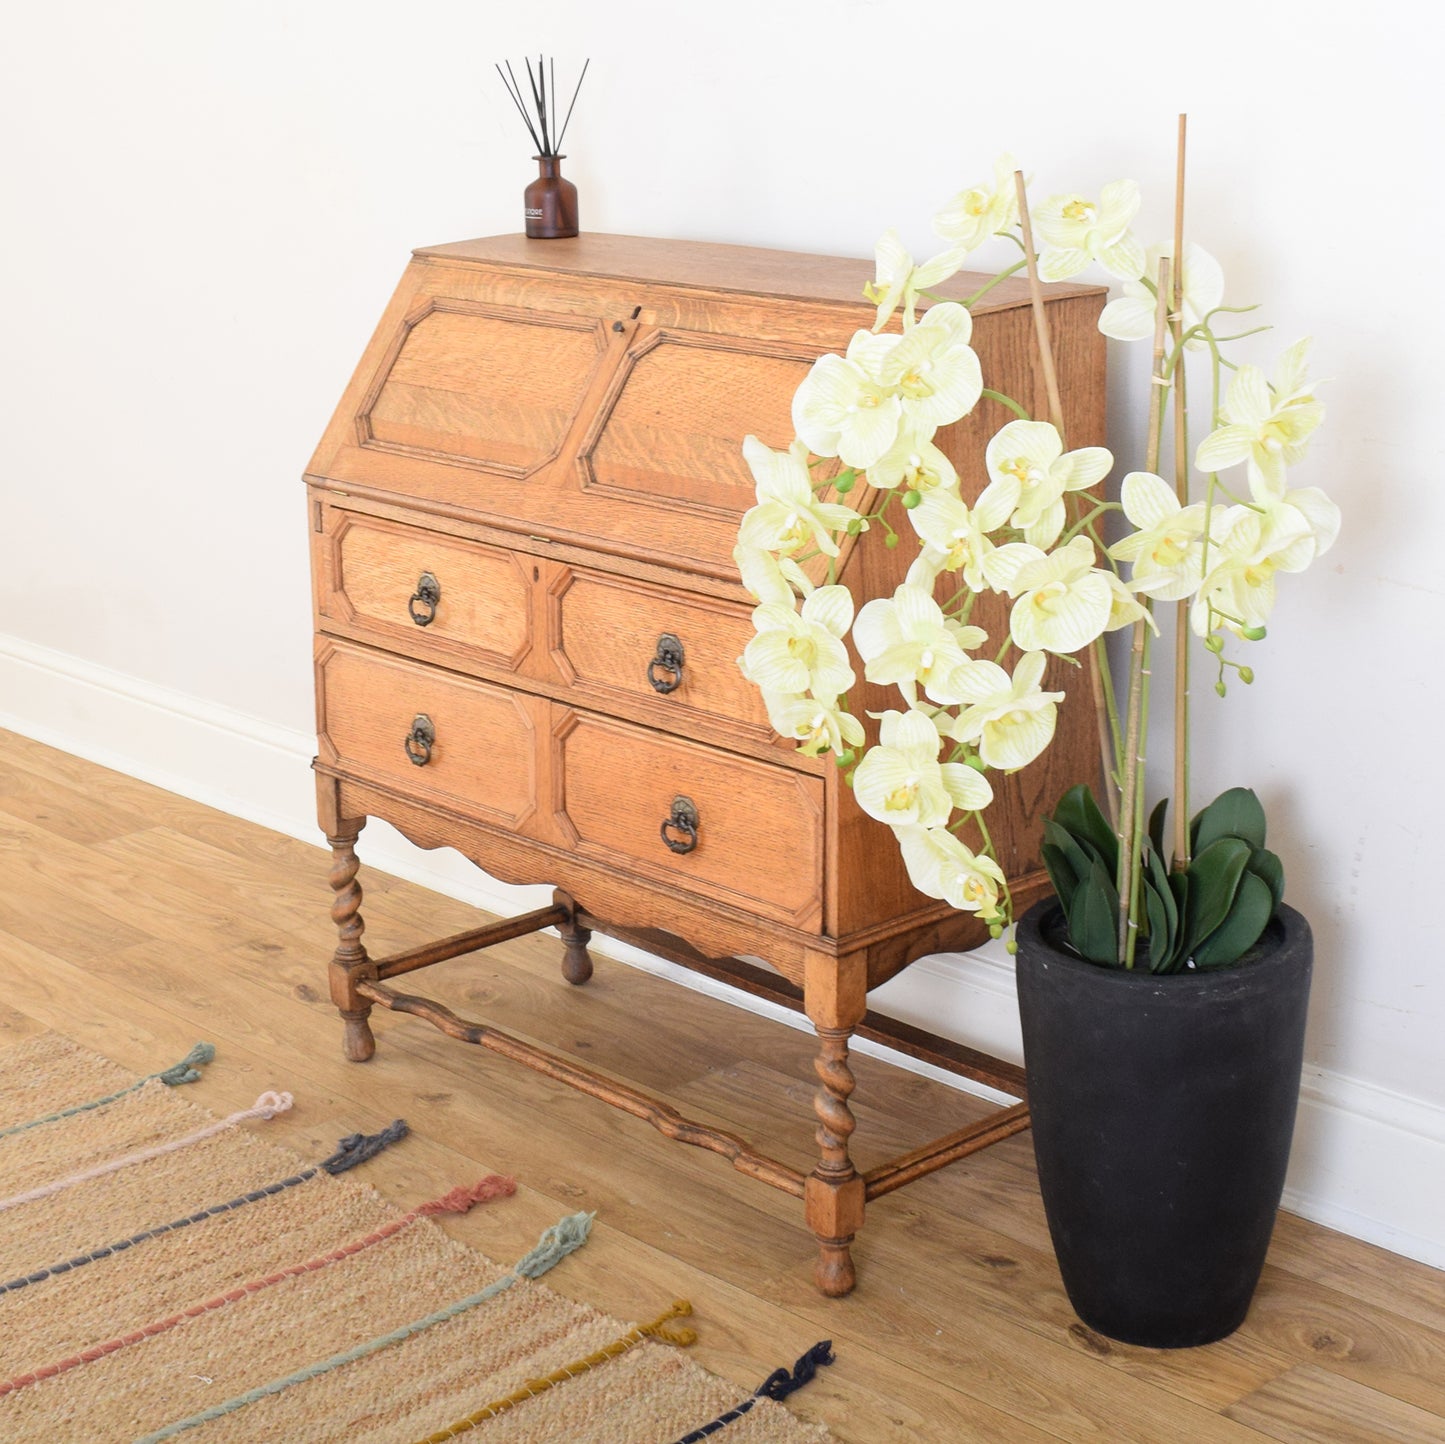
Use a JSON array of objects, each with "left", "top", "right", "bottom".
[{"left": 0, "top": 727, "right": 1441, "bottom": 1442}]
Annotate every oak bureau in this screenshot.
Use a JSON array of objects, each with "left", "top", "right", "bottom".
[{"left": 307, "top": 233, "right": 1106, "bottom": 1293}]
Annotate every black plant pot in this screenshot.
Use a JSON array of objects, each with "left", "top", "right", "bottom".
[{"left": 1015, "top": 900, "right": 1313, "bottom": 1348}]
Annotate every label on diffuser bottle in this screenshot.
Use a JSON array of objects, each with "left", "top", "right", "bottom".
[{"left": 525, "top": 208, "right": 544, "bottom": 219}]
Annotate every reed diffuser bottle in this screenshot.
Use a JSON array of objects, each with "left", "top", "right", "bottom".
[
  {"left": 497, "top": 56, "right": 588, "bottom": 240},
  {"left": 525, "top": 155, "right": 578, "bottom": 239}
]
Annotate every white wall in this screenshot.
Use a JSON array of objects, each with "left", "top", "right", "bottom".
[{"left": 2, "top": 1, "right": 1442, "bottom": 1265}]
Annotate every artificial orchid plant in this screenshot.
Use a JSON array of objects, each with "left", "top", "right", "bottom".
[{"left": 733, "top": 128, "right": 1339, "bottom": 971}]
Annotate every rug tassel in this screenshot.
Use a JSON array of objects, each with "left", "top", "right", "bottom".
[
  {"left": 639, "top": 1299, "right": 699, "bottom": 1348},
  {"left": 154, "top": 1043, "right": 216, "bottom": 1087},
  {"left": 755, "top": 1340, "right": 836, "bottom": 1402},
  {"left": 406, "top": 1299, "right": 700, "bottom": 1442},
  {"left": 515, "top": 1211, "right": 594, "bottom": 1278},
  {"left": 320, "top": 1119, "right": 409, "bottom": 1174},
  {"left": 416, "top": 1176, "right": 517, "bottom": 1214}
]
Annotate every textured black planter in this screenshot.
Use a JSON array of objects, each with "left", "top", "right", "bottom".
[{"left": 1015, "top": 900, "right": 1313, "bottom": 1348}]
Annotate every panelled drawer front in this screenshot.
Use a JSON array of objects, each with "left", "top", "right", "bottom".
[
  {"left": 317, "top": 643, "right": 538, "bottom": 831},
  {"left": 550, "top": 567, "right": 770, "bottom": 740},
  {"left": 554, "top": 709, "right": 823, "bottom": 929},
  {"left": 323, "top": 511, "right": 534, "bottom": 673}
]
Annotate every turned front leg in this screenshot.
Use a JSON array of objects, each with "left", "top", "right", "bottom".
[
  {"left": 554, "top": 888, "right": 594, "bottom": 986},
  {"left": 804, "top": 951, "right": 868, "bottom": 1297},
  {"left": 326, "top": 822, "right": 376, "bottom": 1062}
]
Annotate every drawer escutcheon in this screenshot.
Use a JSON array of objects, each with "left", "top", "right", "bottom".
[
  {"left": 408, "top": 572, "right": 441, "bottom": 627},
  {"left": 660, "top": 795, "right": 699, "bottom": 854},
  {"left": 647, "top": 633, "right": 686, "bottom": 694},
  {"left": 404, "top": 714, "right": 436, "bottom": 767}
]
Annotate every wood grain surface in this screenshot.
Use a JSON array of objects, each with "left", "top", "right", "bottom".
[{"left": 0, "top": 731, "right": 1441, "bottom": 1440}]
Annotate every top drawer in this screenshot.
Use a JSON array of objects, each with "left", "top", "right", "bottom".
[
  {"left": 317, "top": 509, "right": 537, "bottom": 676},
  {"left": 548, "top": 564, "right": 770, "bottom": 745}
]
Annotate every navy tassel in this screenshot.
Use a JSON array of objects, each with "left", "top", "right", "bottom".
[
  {"left": 756, "top": 1340, "right": 835, "bottom": 1401},
  {"left": 669, "top": 1340, "right": 835, "bottom": 1442},
  {"left": 320, "top": 1119, "right": 409, "bottom": 1174}
]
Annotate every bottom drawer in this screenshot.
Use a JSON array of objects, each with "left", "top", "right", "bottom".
[{"left": 553, "top": 709, "right": 824, "bottom": 929}]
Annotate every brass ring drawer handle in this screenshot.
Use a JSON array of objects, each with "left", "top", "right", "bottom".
[
  {"left": 409, "top": 573, "right": 441, "bottom": 627},
  {"left": 404, "top": 714, "right": 436, "bottom": 767},
  {"left": 661, "top": 795, "right": 699, "bottom": 854},
  {"left": 647, "top": 633, "right": 685, "bottom": 693}
]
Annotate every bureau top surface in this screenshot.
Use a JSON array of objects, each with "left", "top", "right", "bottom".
[{"left": 414, "top": 233, "right": 1104, "bottom": 314}]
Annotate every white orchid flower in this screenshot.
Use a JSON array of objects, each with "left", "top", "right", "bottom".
[
  {"left": 763, "top": 692, "right": 865, "bottom": 757},
  {"left": 985, "top": 419, "right": 1113, "bottom": 548},
  {"left": 854, "top": 710, "right": 993, "bottom": 830},
  {"left": 1194, "top": 340, "right": 1324, "bottom": 499},
  {"left": 1098, "top": 242, "right": 1225, "bottom": 347},
  {"left": 853, "top": 581, "right": 988, "bottom": 706},
  {"left": 934, "top": 154, "right": 1021, "bottom": 253},
  {"left": 865, "top": 229, "right": 967, "bottom": 331},
  {"left": 792, "top": 332, "right": 904, "bottom": 470},
  {"left": 946, "top": 651, "right": 1065, "bottom": 771},
  {"left": 895, "top": 825, "right": 1007, "bottom": 921},
  {"left": 905, "top": 546, "right": 950, "bottom": 591},
  {"left": 1102, "top": 570, "right": 1155, "bottom": 633},
  {"left": 867, "top": 426, "right": 958, "bottom": 494},
  {"left": 1268, "top": 486, "right": 1341, "bottom": 566},
  {"left": 739, "top": 586, "right": 856, "bottom": 699},
  {"left": 1033, "top": 180, "right": 1146, "bottom": 282},
  {"left": 1189, "top": 496, "right": 1329, "bottom": 637},
  {"left": 909, "top": 474, "right": 1019, "bottom": 591},
  {"left": 878, "top": 302, "right": 984, "bottom": 432},
  {"left": 733, "top": 542, "right": 808, "bottom": 608},
  {"left": 987, "top": 535, "right": 1115, "bottom": 655},
  {"left": 737, "top": 436, "right": 858, "bottom": 558},
  {"left": 1107, "top": 471, "right": 1218, "bottom": 602}
]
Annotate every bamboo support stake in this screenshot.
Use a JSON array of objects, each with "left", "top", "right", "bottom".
[
  {"left": 1014, "top": 172, "right": 1067, "bottom": 436},
  {"left": 1116, "top": 257, "right": 1174, "bottom": 962},
  {"left": 1014, "top": 169, "right": 1117, "bottom": 827},
  {"left": 1171, "top": 114, "right": 1192, "bottom": 871}
]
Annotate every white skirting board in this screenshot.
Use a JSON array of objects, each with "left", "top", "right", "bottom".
[{"left": 2, "top": 629, "right": 1442, "bottom": 1272}]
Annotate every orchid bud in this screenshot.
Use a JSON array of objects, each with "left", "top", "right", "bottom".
[{"left": 1241, "top": 625, "right": 1267, "bottom": 641}]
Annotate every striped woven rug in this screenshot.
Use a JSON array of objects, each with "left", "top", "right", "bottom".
[{"left": 0, "top": 1034, "right": 836, "bottom": 1442}]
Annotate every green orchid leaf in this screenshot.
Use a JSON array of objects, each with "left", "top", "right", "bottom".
[
  {"left": 1144, "top": 842, "right": 1180, "bottom": 971},
  {"left": 1191, "top": 787, "right": 1268, "bottom": 854},
  {"left": 1040, "top": 842, "right": 1081, "bottom": 916},
  {"left": 1169, "top": 868, "right": 1189, "bottom": 940},
  {"left": 1148, "top": 797, "right": 1171, "bottom": 863},
  {"left": 1052, "top": 785, "right": 1119, "bottom": 876},
  {"left": 1183, "top": 837, "right": 1252, "bottom": 959},
  {"left": 1067, "top": 859, "right": 1120, "bottom": 967},
  {"left": 1192, "top": 871, "right": 1275, "bottom": 969},
  {"left": 1247, "top": 847, "right": 1286, "bottom": 915},
  {"left": 1142, "top": 874, "right": 1174, "bottom": 974},
  {"left": 1044, "top": 817, "right": 1105, "bottom": 875}
]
